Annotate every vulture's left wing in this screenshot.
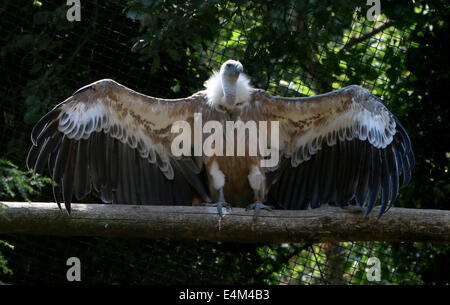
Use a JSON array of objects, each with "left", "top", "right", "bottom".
[
  {"left": 254, "top": 85, "right": 414, "bottom": 216},
  {"left": 27, "top": 79, "right": 209, "bottom": 212}
]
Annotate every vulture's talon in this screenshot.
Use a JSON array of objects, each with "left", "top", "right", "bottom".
[
  {"left": 205, "top": 201, "right": 230, "bottom": 217},
  {"left": 246, "top": 201, "right": 273, "bottom": 221}
]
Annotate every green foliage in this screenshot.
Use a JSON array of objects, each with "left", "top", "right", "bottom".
[
  {"left": 0, "top": 159, "right": 53, "bottom": 280},
  {"left": 390, "top": 242, "right": 450, "bottom": 285},
  {"left": 0, "top": 240, "right": 14, "bottom": 278},
  {"left": 125, "top": 0, "right": 221, "bottom": 72},
  {"left": 0, "top": 159, "right": 54, "bottom": 201}
]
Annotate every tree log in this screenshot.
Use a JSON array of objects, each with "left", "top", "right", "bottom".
[{"left": 0, "top": 202, "right": 449, "bottom": 244}]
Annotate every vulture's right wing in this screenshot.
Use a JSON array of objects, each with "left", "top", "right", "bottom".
[
  {"left": 27, "top": 79, "right": 209, "bottom": 212},
  {"left": 255, "top": 85, "right": 414, "bottom": 216}
]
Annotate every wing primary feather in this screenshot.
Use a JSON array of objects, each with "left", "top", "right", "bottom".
[
  {"left": 284, "top": 164, "right": 299, "bottom": 209},
  {"left": 336, "top": 139, "right": 348, "bottom": 206},
  {"left": 115, "top": 144, "right": 128, "bottom": 204},
  {"left": 96, "top": 132, "right": 107, "bottom": 188},
  {"left": 32, "top": 138, "right": 52, "bottom": 174},
  {"left": 365, "top": 147, "right": 381, "bottom": 216},
  {"left": 150, "top": 162, "right": 164, "bottom": 205},
  {"left": 74, "top": 139, "right": 89, "bottom": 200},
  {"left": 316, "top": 145, "right": 328, "bottom": 206},
  {"left": 393, "top": 141, "right": 404, "bottom": 176},
  {"left": 35, "top": 119, "right": 60, "bottom": 145},
  {"left": 308, "top": 151, "right": 321, "bottom": 209},
  {"left": 378, "top": 149, "right": 392, "bottom": 217},
  {"left": 352, "top": 140, "right": 363, "bottom": 197},
  {"left": 62, "top": 139, "right": 77, "bottom": 213},
  {"left": 49, "top": 141, "right": 63, "bottom": 210},
  {"left": 173, "top": 159, "right": 210, "bottom": 202},
  {"left": 402, "top": 153, "right": 412, "bottom": 186},
  {"left": 387, "top": 145, "right": 399, "bottom": 206},
  {"left": 88, "top": 133, "right": 100, "bottom": 192},
  {"left": 160, "top": 164, "right": 173, "bottom": 205},
  {"left": 52, "top": 135, "right": 70, "bottom": 187},
  {"left": 329, "top": 143, "right": 340, "bottom": 204},
  {"left": 297, "top": 161, "right": 310, "bottom": 210},
  {"left": 139, "top": 156, "right": 151, "bottom": 205},
  {"left": 48, "top": 147, "right": 59, "bottom": 175},
  {"left": 275, "top": 164, "right": 288, "bottom": 208},
  {"left": 172, "top": 167, "right": 193, "bottom": 205},
  {"left": 26, "top": 145, "right": 40, "bottom": 170},
  {"left": 322, "top": 143, "right": 336, "bottom": 202},
  {"left": 355, "top": 142, "right": 370, "bottom": 206},
  {"left": 32, "top": 124, "right": 60, "bottom": 173},
  {"left": 119, "top": 144, "right": 131, "bottom": 204},
  {"left": 100, "top": 136, "right": 113, "bottom": 203},
  {"left": 394, "top": 137, "right": 411, "bottom": 186},
  {"left": 395, "top": 117, "right": 412, "bottom": 152},
  {"left": 283, "top": 167, "right": 298, "bottom": 209},
  {"left": 31, "top": 107, "right": 62, "bottom": 145},
  {"left": 127, "top": 147, "right": 139, "bottom": 205},
  {"left": 110, "top": 137, "right": 119, "bottom": 188},
  {"left": 344, "top": 140, "right": 357, "bottom": 203},
  {"left": 53, "top": 180, "right": 63, "bottom": 211}
]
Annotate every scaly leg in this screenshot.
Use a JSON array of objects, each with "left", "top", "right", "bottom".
[
  {"left": 205, "top": 188, "right": 230, "bottom": 217},
  {"left": 205, "top": 161, "right": 230, "bottom": 217},
  {"left": 246, "top": 166, "right": 273, "bottom": 220},
  {"left": 246, "top": 200, "right": 273, "bottom": 220}
]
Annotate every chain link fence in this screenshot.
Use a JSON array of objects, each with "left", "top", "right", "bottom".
[{"left": 0, "top": 235, "right": 426, "bottom": 284}]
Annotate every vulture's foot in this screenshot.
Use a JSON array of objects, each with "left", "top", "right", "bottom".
[
  {"left": 246, "top": 201, "right": 273, "bottom": 221},
  {"left": 205, "top": 201, "right": 231, "bottom": 217}
]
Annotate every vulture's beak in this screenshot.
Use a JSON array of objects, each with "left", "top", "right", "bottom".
[{"left": 221, "top": 60, "right": 243, "bottom": 79}]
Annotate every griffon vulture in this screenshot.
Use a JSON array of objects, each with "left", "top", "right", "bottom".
[{"left": 27, "top": 60, "right": 414, "bottom": 218}]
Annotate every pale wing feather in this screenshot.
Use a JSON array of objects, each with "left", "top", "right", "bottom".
[
  {"left": 254, "top": 85, "right": 414, "bottom": 215},
  {"left": 56, "top": 79, "right": 203, "bottom": 173},
  {"left": 255, "top": 85, "right": 397, "bottom": 165}
]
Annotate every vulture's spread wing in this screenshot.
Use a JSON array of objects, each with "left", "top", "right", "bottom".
[
  {"left": 256, "top": 85, "right": 414, "bottom": 216},
  {"left": 27, "top": 79, "right": 209, "bottom": 212}
]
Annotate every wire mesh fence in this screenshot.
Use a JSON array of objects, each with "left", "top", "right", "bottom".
[
  {"left": 0, "top": 0, "right": 448, "bottom": 284},
  {"left": 0, "top": 235, "right": 427, "bottom": 284}
]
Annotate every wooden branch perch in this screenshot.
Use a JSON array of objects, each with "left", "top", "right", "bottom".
[{"left": 1, "top": 202, "right": 449, "bottom": 244}]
